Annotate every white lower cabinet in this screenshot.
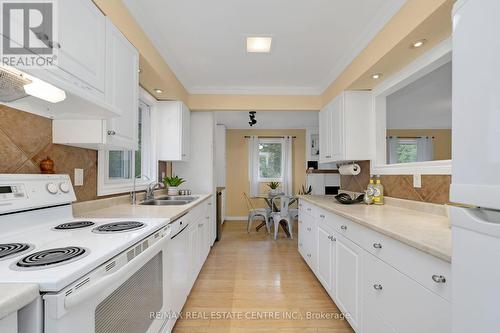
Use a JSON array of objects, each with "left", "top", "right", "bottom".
[
  {"left": 316, "top": 222, "right": 335, "bottom": 297},
  {"left": 364, "top": 253, "right": 450, "bottom": 333},
  {"left": 299, "top": 200, "right": 451, "bottom": 333},
  {"left": 334, "top": 233, "right": 363, "bottom": 332}
]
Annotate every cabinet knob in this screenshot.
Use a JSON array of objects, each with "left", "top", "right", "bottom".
[
  {"left": 373, "top": 243, "right": 382, "bottom": 249},
  {"left": 307, "top": 227, "right": 311, "bottom": 231},
  {"left": 320, "top": 214, "right": 325, "bottom": 218},
  {"left": 432, "top": 275, "right": 446, "bottom": 283},
  {"left": 340, "top": 225, "right": 347, "bottom": 231},
  {"left": 307, "top": 254, "right": 311, "bottom": 258},
  {"left": 373, "top": 284, "right": 383, "bottom": 291},
  {"left": 107, "top": 130, "right": 116, "bottom": 136},
  {"left": 328, "top": 235, "right": 332, "bottom": 240}
]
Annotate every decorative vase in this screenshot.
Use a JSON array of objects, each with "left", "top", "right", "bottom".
[
  {"left": 40, "top": 156, "right": 55, "bottom": 174},
  {"left": 168, "top": 186, "right": 179, "bottom": 196},
  {"left": 268, "top": 189, "right": 280, "bottom": 197}
]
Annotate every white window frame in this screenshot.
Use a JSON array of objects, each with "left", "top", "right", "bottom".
[
  {"left": 371, "top": 38, "right": 452, "bottom": 175},
  {"left": 97, "top": 88, "right": 157, "bottom": 196},
  {"left": 257, "top": 138, "right": 284, "bottom": 183}
]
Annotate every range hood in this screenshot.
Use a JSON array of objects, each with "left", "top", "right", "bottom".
[{"left": 0, "top": 66, "right": 66, "bottom": 103}]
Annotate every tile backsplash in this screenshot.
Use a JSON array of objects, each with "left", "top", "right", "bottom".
[
  {"left": 340, "top": 160, "right": 451, "bottom": 204},
  {"left": 0, "top": 105, "right": 98, "bottom": 202}
]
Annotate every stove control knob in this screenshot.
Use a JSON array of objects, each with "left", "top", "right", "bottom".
[
  {"left": 46, "top": 183, "right": 58, "bottom": 194},
  {"left": 59, "top": 182, "right": 70, "bottom": 193}
]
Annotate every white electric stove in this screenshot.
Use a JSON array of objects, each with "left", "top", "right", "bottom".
[{"left": 0, "top": 174, "right": 174, "bottom": 333}]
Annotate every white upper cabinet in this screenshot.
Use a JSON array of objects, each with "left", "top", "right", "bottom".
[
  {"left": 319, "top": 91, "right": 372, "bottom": 164},
  {"left": 52, "top": 15, "right": 139, "bottom": 150},
  {"left": 104, "top": 18, "right": 139, "bottom": 150},
  {"left": 57, "top": 0, "right": 106, "bottom": 93},
  {"left": 157, "top": 101, "right": 191, "bottom": 161}
]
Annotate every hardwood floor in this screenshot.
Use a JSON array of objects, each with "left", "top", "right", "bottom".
[{"left": 173, "top": 221, "right": 354, "bottom": 333}]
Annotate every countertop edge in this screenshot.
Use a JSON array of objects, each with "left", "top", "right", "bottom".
[
  {"left": 298, "top": 196, "right": 451, "bottom": 263},
  {"left": 0, "top": 283, "right": 39, "bottom": 319}
]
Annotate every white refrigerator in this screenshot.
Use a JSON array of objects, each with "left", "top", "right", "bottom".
[{"left": 451, "top": 0, "right": 500, "bottom": 332}]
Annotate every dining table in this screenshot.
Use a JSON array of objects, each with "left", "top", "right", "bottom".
[{"left": 252, "top": 194, "right": 297, "bottom": 237}]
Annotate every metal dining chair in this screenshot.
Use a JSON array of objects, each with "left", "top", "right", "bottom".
[
  {"left": 243, "top": 192, "right": 271, "bottom": 233},
  {"left": 270, "top": 195, "right": 295, "bottom": 240}
]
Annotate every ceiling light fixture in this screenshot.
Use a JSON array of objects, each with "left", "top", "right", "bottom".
[
  {"left": 246, "top": 37, "right": 272, "bottom": 53},
  {"left": 371, "top": 73, "right": 383, "bottom": 80},
  {"left": 249, "top": 111, "right": 257, "bottom": 126},
  {"left": 410, "top": 39, "right": 427, "bottom": 49},
  {"left": 154, "top": 88, "right": 163, "bottom": 94}
]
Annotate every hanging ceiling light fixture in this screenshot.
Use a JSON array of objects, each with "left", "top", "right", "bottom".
[{"left": 249, "top": 111, "right": 257, "bottom": 126}]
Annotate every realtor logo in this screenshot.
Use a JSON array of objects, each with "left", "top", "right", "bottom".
[{"left": 1, "top": 0, "right": 58, "bottom": 68}]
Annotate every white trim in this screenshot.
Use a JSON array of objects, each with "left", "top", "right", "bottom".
[
  {"left": 225, "top": 216, "right": 248, "bottom": 221},
  {"left": 370, "top": 38, "right": 453, "bottom": 176},
  {"left": 188, "top": 86, "right": 322, "bottom": 96}
]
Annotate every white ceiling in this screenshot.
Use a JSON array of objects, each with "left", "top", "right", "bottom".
[
  {"left": 215, "top": 111, "right": 318, "bottom": 129},
  {"left": 123, "top": 0, "right": 406, "bottom": 95},
  {"left": 387, "top": 61, "right": 452, "bottom": 129}
]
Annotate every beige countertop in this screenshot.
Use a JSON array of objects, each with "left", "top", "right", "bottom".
[
  {"left": 0, "top": 283, "right": 39, "bottom": 319},
  {"left": 298, "top": 195, "right": 452, "bottom": 262},
  {"left": 74, "top": 194, "right": 212, "bottom": 220}
]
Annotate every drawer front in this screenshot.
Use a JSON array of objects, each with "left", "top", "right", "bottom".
[
  {"left": 364, "top": 253, "right": 450, "bottom": 333},
  {"left": 299, "top": 200, "right": 316, "bottom": 217},
  {"left": 358, "top": 225, "right": 451, "bottom": 300}
]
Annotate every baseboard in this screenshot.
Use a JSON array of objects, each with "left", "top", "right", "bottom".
[{"left": 224, "top": 216, "right": 247, "bottom": 221}]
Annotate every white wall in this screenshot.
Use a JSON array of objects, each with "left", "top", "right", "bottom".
[{"left": 387, "top": 61, "right": 452, "bottom": 129}]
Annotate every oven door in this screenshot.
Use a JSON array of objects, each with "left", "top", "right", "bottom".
[{"left": 43, "top": 232, "right": 171, "bottom": 333}]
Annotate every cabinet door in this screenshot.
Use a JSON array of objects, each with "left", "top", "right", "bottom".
[
  {"left": 303, "top": 214, "right": 317, "bottom": 271},
  {"left": 181, "top": 103, "right": 191, "bottom": 161},
  {"left": 298, "top": 214, "right": 307, "bottom": 259},
  {"left": 334, "top": 233, "right": 362, "bottom": 332},
  {"left": 330, "top": 95, "right": 345, "bottom": 161},
  {"left": 105, "top": 20, "right": 139, "bottom": 150},
  {"left": 188, "top": 226, "right": 199, "bottom": 290},
  {"left": 364, "top": 252, "right": 450, "bottom": 333},
  {"left": 317, "top": 224, "right": 335, "bottom": 296},
  {"left": 58, "top": 0, "right": 105, "bottom": 91}
]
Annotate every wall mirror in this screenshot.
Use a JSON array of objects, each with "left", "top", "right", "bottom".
[{"left": 372, "top": 39, "right": 452, "bottom": 175}]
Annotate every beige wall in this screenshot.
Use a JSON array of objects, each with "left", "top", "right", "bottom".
[
  {"left": 226, "top": 129, "right": 306, "bottom": 217},
  {"left": 386, "top": 129, "right": 451, "bottom": 160}
]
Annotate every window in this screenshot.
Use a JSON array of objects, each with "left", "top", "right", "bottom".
[
  {"left": 396, "top": 139, "right": 418, "bottom": 163},
  {"left": 97, "top": 93, "right": 154, "bottom": 196},
  {"left": 258, "top": 139, "right": 283, "bottom": 181}
]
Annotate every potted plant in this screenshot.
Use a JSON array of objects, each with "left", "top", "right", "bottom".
[
  {"left": 162, "top": 175, "right": 186, "bottom": 196},
  {"left": 267, "top": 181, "right": 282, "bottom": 197}
]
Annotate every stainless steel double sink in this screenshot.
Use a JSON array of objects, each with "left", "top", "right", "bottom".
[{"left": 140, "top": 196, "right": 199, "bottom": 206}]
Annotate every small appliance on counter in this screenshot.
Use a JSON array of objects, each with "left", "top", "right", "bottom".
[{"left": 334, "top": 193, "right": 364, "bottom": 205}]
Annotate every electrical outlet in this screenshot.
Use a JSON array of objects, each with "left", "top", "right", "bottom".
[
  {"left": 413, "top": 174, "right": 422, "bottom": 188},
  {"left": 74, "top": 169, "right": 84, "bottom": 186}
]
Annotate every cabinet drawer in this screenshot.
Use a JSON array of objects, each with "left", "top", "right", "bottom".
[
  {"left": 299, "top": 200, "right": 316, "bottom": 217},
  {"left": 358, "top": 225, "right": 451, "bottom": 301},
  {"left": 364, "top": 252, "right": 450, "bottom": 333}
]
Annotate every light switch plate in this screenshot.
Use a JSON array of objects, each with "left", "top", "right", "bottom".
[
  {"left": 413, "top": 174, "right": 422, "bottom": 188},
  {"left": 74, "top": 169, "right": 84, "bottom": 186}
]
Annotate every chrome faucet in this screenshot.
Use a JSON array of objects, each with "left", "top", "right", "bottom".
[
  {"left": 131, "top": 174, "right": 151, "bottom": 205},
  {"left": 145, "top": 181, "right": 164, "bottom": 201}
]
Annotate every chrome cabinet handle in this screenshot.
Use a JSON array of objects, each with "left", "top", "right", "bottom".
[
  {"left": 307, "top": 227, "right": 311, "bottom": 231},
  {"left": 326, "top": 155, "right": 332, "bottom": 158},
  {"left": 307, "top": 254, "right": 311, "bottom": 258},
  {"left": 107, "top": 130, "right": 116, "bottom": 136},
  {"left": 373, "top": 284, "right": 383, "bottom": 291},
  {"left": 373, "top": 243, "right": 382, "bottom": 249},
  {"left": 307, "top": 208, "right": 312, "bottom": 211},
  {"left": 332, "top": 237, "right": 336, "bottom": 242},
  {"left": 432, "top": 275, "right": 446, "bottom": 283},
  {"left": 328, "top": 235, "right": 332, "bottom": 240},
  {"left": 340, "top": 225, "right": 347, "bottom": 230},
  {"left": 320, "top": 214, "right": 325, "bottom": 218}
]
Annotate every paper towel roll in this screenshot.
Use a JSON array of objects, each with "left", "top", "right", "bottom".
[{"left": 339, "top": 163, "right": 361, "bottom": 176}]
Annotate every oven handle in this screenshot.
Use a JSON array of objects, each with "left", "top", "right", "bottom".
[{"left": 64, "top": 235, "right": 166, "bottom": 310}]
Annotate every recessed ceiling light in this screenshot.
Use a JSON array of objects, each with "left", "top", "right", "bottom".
[
  {"left": 154, "top": 88, "right": 163, "bottom": 94},
  {"left": 410, "top": 39, "right": 427, "bottom": 49},
  {"left": 246, "top": 37, "right": 272, "bottom": 53},
  {"left": 371, "top": 73, "right": 383, "bottom": 80}
]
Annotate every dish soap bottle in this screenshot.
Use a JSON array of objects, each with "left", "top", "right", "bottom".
[
  {"left": 365, "top": 177, "right": 375, "bottom": 205},
  {"left": 373, "top": 176, "right": 385, "bottom": 205}
]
